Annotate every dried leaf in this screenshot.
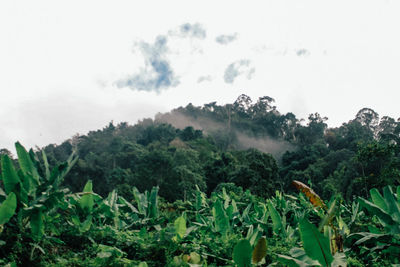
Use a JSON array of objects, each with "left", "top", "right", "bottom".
[
  {"left": 252, "top": 237, "right": 267, "bottom": 264},
  {"left": 292, "top": 180, "right": 327, "bottom": 210}
]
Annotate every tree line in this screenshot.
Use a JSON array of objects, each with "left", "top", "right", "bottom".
[{"left": 2, "top": 94, "right": 398, "bottom": 203}]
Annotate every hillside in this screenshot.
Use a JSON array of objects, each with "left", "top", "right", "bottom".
[{"left": 27, "top": 94, "right": 400, "bottom": 202}]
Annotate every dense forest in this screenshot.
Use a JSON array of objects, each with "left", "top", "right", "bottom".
[
  {"left": 28, "top": 94, "right": 400, "bottom": 201},
  {"left": 0, "top": 94, "right": 399, "bottom": 266}
]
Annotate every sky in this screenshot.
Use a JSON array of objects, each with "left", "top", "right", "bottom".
[{"left": 1, "top": 0, "right": 400, "bottom": 152}]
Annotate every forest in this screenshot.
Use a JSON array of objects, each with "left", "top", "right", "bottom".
[{"left": 0, "top": 94, "right": 399, "bottom": 266}]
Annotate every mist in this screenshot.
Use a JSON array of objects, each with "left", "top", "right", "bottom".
[{"left": 156, "top": 110, "right": 294, "bottom": 158}]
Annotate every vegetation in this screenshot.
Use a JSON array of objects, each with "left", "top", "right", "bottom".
[{"left": 1, "top": 94, "right": 400, "bottom": 266}]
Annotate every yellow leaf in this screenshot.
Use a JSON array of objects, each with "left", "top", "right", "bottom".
[{"left": 292, "top": 180, "right": 327, "bottom": 210}]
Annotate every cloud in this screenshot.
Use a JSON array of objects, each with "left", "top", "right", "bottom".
[
  {"left": 116, "top": 35, "right": 179, "bottom": 93},
  {"left": 178, "top": 23, "right": 206, "bottom": 39},
  {"left": 197, "top": 75, "right": 213, "bottom": 83},
  {"left": 296, "top": 49, "right": 310, "bottom": 57},
  {"left": 168, "top": 23, "right": 207, "bottom": 39},
  {"left": 116, "top": 22, "right": 208, "bottom": 92},
  {"left": 215, "top": 33, "right": 238, "bottom": 45},
  {"left": 223, "top": 59, "right": 255, "bottom": 84}
]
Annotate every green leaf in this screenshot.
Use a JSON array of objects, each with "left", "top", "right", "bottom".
[
  {"left": 30, "top": 210, "right": 44, "bottom": 241},
  {"left": 267, "top": 200, "right": 282, "bottom": 234},
  {"left": 4, "top": 262, "right": 17, "bottom": 267},
  {"left": 299, "top": 218, "right": 333, "bottom": 267},
  {"left": 18, "top": 169, "right": 33, "bottom": 195},
  {"left": 118, "top": 196, "right": 139, "bottom": 213},
  {"left": 133, "top": 187, "right": 147, "bottom": 215},
  {"left": 41, "top": 150, "right": 51, "bottom": 180},
  {"left": 174, "top": 216, "right": 187, "bottom": 239},
  {"left": 71, "top": 215, "right": 80, "bottom": 227},
  {"left": 15, "top": 142, "right": 40, "bottom": 184},
  {"left": 318, "top": 199, "right": 337, "bottom": 231},
  {"left": 350, "top": 232, "right": 391, "bottom": 245},
  {"left": 80, "top": 180, "right": 94, "bottom": 213},
  {"left": 148, "top": 186, "right": 159, "bottom": 218},
  {"left": 213, "top": 199, "right": 229, "bottom": 235},
  {"left": 397, "top": 186, "right": 400, "bottom": 205},
  {"left": 370, "top": 188, "right": 388, "bottom": 212},
  {"left": 57, "top": 151, "right": 78, "bottom": 182},
  {"left": 195, "top": 186, "right": 205, "bottom": 211},
  {"left": 358, "top": 197, "right": 397, "bottom": 227},
  {"left": 252, "top": 237, "right": 267, "bottom": 264},
  {"left": 233, "top": 239, "right": 252, "bottom": 267},
  {"left": 241, "top": 203, "right": 252, "bottom": 223},
  {"left": 1, "top": 155, "right": 21, "bottom": 194},
  {"left": 0, "top": 192, "right": 17, "bottom": 225},
  {"left": 79, "top": 215, "right": 92, "bottom": 233},
  {"left": 48, "top": 165, "right": 62, "bottom": 186},
  {"left": 383, "top": 186, "right": 400, "bottom": 223},
  {"left": 105, "top": 190, "right": 119, "bottom": 217},
  {"left": 138, "top": 262, "right": 148, "bottom": 267}
]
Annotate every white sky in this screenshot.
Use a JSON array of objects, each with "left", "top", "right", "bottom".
[{"left": 1, "top": 0, "right": 400, "bottom": 152}]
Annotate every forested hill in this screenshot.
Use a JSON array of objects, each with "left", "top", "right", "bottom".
[{"left": 13, "top": 94, "right": 400, "bottom": 202}]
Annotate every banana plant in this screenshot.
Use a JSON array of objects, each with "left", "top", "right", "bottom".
[
  {"left": 132, "top": 186, "right": 159, "bottom": 220},
  {"left": 0, "top": 142, "right": 78, "bottom": 263},
  {"left": 275, "top": 180, "right": 347, "bottom": 266},
  {"left": 68, "top": 180, "right": 99, "bottom": 233},
  {"left": 212, "top": 199, "right": 230, "bottom": 237},
  {"left": 348, "top": 186, "right": 400, "bottom": 263},
  {"left": 0, "top": 142, "right": 77, "bottom": 240}
]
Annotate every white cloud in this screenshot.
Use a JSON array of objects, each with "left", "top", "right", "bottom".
[
  {"left": 216, "top": 33, "right": 238, "bottom": 45},
  {"left": 197, "top": 75, "right": 213, "bottom": 83},
  {"left": 223, "top": 60, "right": 255, "bottom": 84},
  {"left": 116, "top": 35, "right": 179, "bottom": 92},
  {"left": 170, "top": 23, "right": 207, "bottom": 39}
]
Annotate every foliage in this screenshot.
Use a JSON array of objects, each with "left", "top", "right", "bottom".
[
  {"left": 348, "top": 186, "right": 400, "bottom": 265},
  {"left": 1, "top": 95, "right": 400, "bottom": 266},
  {"left": 0, "top": 143, "right": 397, "bottom": 266}
]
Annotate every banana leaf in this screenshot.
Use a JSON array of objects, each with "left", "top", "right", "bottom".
[
  {"left": 15, "top": 142, "right": 40, "bottom": 185},
  {"left": 299, "top": 218, "right": 333, "bottom": 267},
  {"left": 213, "top": 199, "right": 229, "bottom": 235},
  {"left": 80, "top": 180, "right": 94, "bottom": 213},
  {"left": 1, "top": 155, "right": 21, "bottom": 194},
  {"left": 252, "top": 237, "right": 267, "bottom": 264},
  {"left": 292, "top": 180, "right": 327, "bottom": 210},
  {"left": 174, "top": 216, "right": 186, "bottom": 239},
  {"left": 0, "top": 192, "right": 17, "bottom": 225},
  {"left": 267, "top": 200, "right": 283, "bottom": 234},
  {"left": 30, "top": 209, "right": 44, "bottom": 241},
  {"left": 233, "top": 239, "right": 252, "bottom": 267},
  {"left": 148, "top": 187, "right": 159, "bottom": 219}
]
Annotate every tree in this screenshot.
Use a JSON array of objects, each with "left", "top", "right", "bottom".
[
  {"left": 377, "top": 116, "right": 398, "bottom": 143},
  {"left": 295, "top": 113, "right": 327, "bottom": 145},
  {"left": 355, "top": 108, "right": 379, "bottom": 136},
  {"left": 251, "top": 96, "right": 276, "bottom": 117},
  {"left": 230, "top": 149, "right": 279, "bottom": 197},
  {"left": 354, "top": 141, "right": 400, "bottom": 196},
  {"left": 233, "top": 94, "right": 253, "bottom": 115}
]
